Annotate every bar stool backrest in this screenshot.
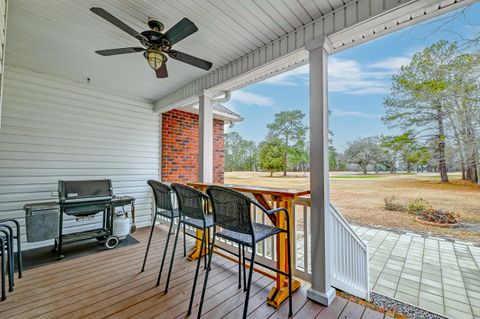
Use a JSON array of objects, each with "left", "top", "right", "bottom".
[
  {"left": 147, "top": 180, "right": 174, "bottom": 216},
  {"left": 171, "top": 184, "right": 207, "bottom": 220},
  {"left": 207, "top": 186, "right": 254, "bottom": 236}
]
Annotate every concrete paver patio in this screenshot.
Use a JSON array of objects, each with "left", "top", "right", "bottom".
[{"left": 352, "top": 225, "right": 480, "bottom": 319}]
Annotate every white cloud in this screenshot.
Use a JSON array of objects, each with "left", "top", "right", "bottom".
[
  {"left": 257, "top": 55, "right": 413, "bottom": 96},
  {"left": 331, "top": 109, "right": 382, "bottom": 119},
  {"left": 368, "top": 56, "right": 411, "bottom": 71},
  {"left": 261, "top": 64, "right": 309, "bottom": 86},
  {"left": 328, "top": 57, "right": 391, "bottom": 95},
  {"left": 230, "top": 90, "right": 274, "bottom": 106},
  {"left": 347, "top": 87, "right": 391, "bottom": 95}
]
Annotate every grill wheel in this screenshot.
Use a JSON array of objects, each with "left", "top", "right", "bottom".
[{"left": 105, "top": 236, "right": 119, "bottom": 249}]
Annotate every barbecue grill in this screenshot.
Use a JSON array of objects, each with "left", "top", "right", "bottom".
[{"left": 24, "top": 179, "right": 135, "bottom": 259}]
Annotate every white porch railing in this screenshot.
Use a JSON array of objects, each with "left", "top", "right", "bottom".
[
  {"left": 156, "top": 189, "right": 369, "bottom": 300},
  {"left": 329, "top": 203, "right": 370, "bottom": 300}
]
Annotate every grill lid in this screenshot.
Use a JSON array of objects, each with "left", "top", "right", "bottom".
[{"left": 58, "top": 179, "right": 113, "bottom": 203}]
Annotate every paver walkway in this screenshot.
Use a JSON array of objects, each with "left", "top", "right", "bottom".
[{"left": 352, "top": 225, "right": 480, "bottom": 319}]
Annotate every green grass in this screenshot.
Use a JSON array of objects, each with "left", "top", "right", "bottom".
[{"left": 330, "top": 175, "right": 386, "bottom": 179}]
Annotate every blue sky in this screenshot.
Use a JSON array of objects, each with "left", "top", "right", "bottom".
[{"left": 224, "top": 3, "right": 480, "bottom": 152}]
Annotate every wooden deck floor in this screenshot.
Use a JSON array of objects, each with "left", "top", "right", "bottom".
[{"left": 1, "top": 226, "right": 391, "bottom": 319}]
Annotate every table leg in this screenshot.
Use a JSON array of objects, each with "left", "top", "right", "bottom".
[
  {"left": 187, "top": 229, "right": 208, "bottom": 260},
  {"left": 266, "top": 198, "right": 301, "bottom": 308},
  {"left": 187, "top": 184, "right": 209, "bottom": 261}
]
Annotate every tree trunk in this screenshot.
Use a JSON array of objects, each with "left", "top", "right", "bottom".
[
  {"left": 283, "top": 152, "right": 287, "bottom": 176},
  {"left": 437, "top": 107, "right": 449, "bottom": 183},
  {"left": 270, "top": 170, "right": 273, "bottom": 177},
  {"left": 362, "top": 165, "right": 367, "bottom": 175},
  {"left": 447, "top": 112, "right": 466, "bottom": 180},
  {"left": 466, "top": 117, "right": 479, "bottom": 184}
]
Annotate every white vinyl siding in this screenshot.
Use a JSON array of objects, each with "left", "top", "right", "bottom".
[
  {"left": 0, "top": 66, "right": 159, "bottom": 249},
  {"left": 0, "top": 0, "right": 7, "bottom": 127}
]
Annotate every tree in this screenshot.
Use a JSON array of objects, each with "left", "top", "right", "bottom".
[
  {"left": 259, "top": 139, "right": 285, "bottom": 176},
  {"left": 240, "top": 140, "right": 258, "bottom": 171},
  {"left": 266, "top": 110, "right": 308, "bottom": 176},
  {"left": 328, "top": 122, "right": 338, "bottom": 171},
  {"left": 380, "top": 133, "right": 431, "bottom": 173},
  {"left": 224, "top": 132, "right": 243, "bottom": 171},
  {"left": 329, "top": 145, "right": 338, "bottom": 171},
  {"left": 289, "top": 140, "right": 309, "bottom": 175},
  {"left": 380, "top": 135, "right": 404, "bottom": 173},
  {"left": 444, "top": 52, "right": 480, "bottom": 183},
  {"left": 344, "top": 137, "right": 384, "bottom": 174},
  {"left": 383, "top": 41, "right": 458, "bottom": 182},
  {"left": 403, "top": 144, "right": 431, "bottom": 172},
  {"left": 224, "top": 132, "right": 258, "bottom": 171},
  {"left": 336, "top": 153, "right": 348, "bottom": 171}
]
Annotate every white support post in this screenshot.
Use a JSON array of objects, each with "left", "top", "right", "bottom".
[
  {"left": 306, "top": 36, "right": 336, "bottom": 306},
  {"left": 198, "top": 92, "right": 214, "bottom": 183}
]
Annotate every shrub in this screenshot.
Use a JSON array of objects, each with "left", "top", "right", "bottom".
[
  {"left": 407, "top": 198, "right": 431, "bottom": 215},
  {"left": 418, "top": 208, "right": 460, "bottom": 224},
  {"left": 384, "top": 196, "right": 406, "bottom": 212}
]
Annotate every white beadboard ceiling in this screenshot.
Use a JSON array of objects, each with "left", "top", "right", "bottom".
[{"left": 5, "top": 0, "right": 346, "bottom": 103}]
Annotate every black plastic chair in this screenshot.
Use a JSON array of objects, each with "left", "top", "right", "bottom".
[
  {"left": 198, "top": 186, "right": 293, "bottom": 319},
  {"left": 141, "top": 180, "right": 186, "bottom": 287},
  {"left": 165, "top": 183, "right": 213, "bottom": 315}
]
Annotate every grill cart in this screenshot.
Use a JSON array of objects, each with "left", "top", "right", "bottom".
[{"left": 24, "top": 179, "right": 135, "bottom": 259}]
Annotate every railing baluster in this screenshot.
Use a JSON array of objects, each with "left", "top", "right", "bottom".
[
  {"left": 261, "top": 210, "right": 266, "bottom": 258},
  {"left": 303, "top": 203, "right": 308, "bottom": 272}
]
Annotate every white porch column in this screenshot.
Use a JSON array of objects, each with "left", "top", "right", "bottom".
[
  {"left": 198, "top": 91, "right": 214, "bottom": 183},
  {"left": 306, "top": 36, "right": 336, "bottom": 306}
]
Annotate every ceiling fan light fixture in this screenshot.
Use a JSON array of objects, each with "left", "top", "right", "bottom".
[{"left": 145, "top": 49, "right": 165, "bottom": 70}]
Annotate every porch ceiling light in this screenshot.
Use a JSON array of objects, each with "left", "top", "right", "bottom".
[{"left": 144, "top": 48, "right": 165, "bottom": 71}]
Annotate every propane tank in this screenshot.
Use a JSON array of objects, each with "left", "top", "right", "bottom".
[{"left": 113, "top": 212, "right": 131, "bottom": 240}]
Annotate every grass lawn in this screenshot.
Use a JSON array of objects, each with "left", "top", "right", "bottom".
[
  {"left": 225, "top": 171, "right": 480, "bottom": 243},
  {"left": 330, "top": 175, "right": 386, "bottom": 179}
]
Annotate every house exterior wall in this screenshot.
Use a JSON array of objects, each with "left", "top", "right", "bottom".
[
  {"left": 0, "top": 67, "right": 160, "bottom": 248},
  {"left": 161, "top": 109, "right": 224, "bottom": 184},
  {"left": 0, "top": 0, "right": 8, "bottom": 127}
]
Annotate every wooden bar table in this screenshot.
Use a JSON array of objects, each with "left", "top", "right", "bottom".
[{"left": 187, "top": 182, "right": 310, "bottom": 309}]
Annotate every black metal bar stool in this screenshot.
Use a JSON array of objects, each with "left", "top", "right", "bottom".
[
  {"left": 141, "top": 180, "right": 186, "bottom": 287},
  {"left": 165, "top": 183, "right": 213, "bottom": 315},
  {"left": 0, "top": 227, "right": 13, "bottom": 301},
  {"left": 0, "top": 219, "right": 22, "bottom": 279},
  {"left": 198, "top": 185, "right": 293, "bottom": 319},
  {"left": 0, "top": 219, "right": 22, "bottom": 301},
  {"left": 0, "top": 234, "right": 6, "bottom": 301}
]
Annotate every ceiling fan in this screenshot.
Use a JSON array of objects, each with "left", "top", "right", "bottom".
[{"left": 90, "top": 7, "right": 213, "bottom": 78}]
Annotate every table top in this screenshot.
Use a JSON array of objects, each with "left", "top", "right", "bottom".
[{"left": 187, "top": 182, "right": 310, "bottom": 198}]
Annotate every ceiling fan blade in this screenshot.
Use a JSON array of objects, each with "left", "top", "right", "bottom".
[
  {"left": 90, "top": 7, "right": 146, "bottom": 42},
  {"left": 168, "top": 50, "right": 212, "bottom": 71},
  {"left": 95, "top": 47, "right": 146, "bottom": 56},
  {"left": 156, "top": 63, "right": 168, "bottom": 78},
  {"left": 162, "top": 18, "right": 198, "bottom": 45}
]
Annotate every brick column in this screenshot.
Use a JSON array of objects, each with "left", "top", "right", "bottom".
[{"left": 161, "top": 109, "right": 224, "bottom": 184}]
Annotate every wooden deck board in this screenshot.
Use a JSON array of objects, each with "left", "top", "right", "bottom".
[
  {"left": 361, "top": 308, "right": 386, "bottom": 319},
  {"left": 339, "top": 301, "right": 366, "bottom": 319},
  {"left": 291, "top": 300, "right": 325, "bottom": 318},
  {"left": 0, "top": 226, "right": 387, "bottom": 319}
]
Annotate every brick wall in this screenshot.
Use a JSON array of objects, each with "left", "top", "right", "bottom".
[{"left": 161, "top": 109, "right": 224, "bottom": 184}]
